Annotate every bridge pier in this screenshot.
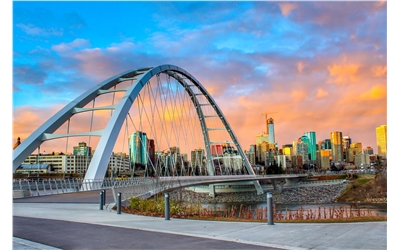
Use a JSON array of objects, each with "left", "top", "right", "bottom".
[
  {"left": 271, "top": 179, "right": 285, "bottom": 194},
  {"left": 284, "top": 178, "right": 300, "bottom": 186},
  {"left": 209, "top": 184, "right": 215, "bottom": 198}
]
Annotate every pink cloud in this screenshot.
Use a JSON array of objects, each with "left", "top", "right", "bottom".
[
  {"left": 278, "top": 3, "right": 298, "bottom": 17},
  {"left": 316, "top": 88, "right": 329, "bottom": 99},
  {"left": 327, "top": 63, "right": 361, "bottom": 84}
]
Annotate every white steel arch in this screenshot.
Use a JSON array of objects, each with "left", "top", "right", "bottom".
[{"left": 13, "top": 64, "right": 263, "bottom": 193}]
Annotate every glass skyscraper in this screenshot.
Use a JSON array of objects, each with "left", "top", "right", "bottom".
[
  {"left": 304, "top": 131, "right": 317, "bottom": 161},
  {"left": 376, "top": 125, "right": 387, "bottom": 159},
  {"left": 330, "top": 131, "right": 343, "bottom": 162},
  {"left": 267, "top": 118, "right": 275, "bottom": 144},
  {"left": 129, "top": 131, "right": 147, "bottom": 165}
]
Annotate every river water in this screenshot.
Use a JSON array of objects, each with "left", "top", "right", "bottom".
[{"left": 201, "top": 202, "right": 387, "bottom": 217}]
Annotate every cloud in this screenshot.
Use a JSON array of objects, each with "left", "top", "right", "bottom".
[
  {"left": 316, "top": 88, "right": 329, "bottom": 99},
  {"left": 13, "top": 65, "right": 48, "bottom": 85},
  {"left": 372, "top": 65, "right": 387, "bottom": 77},
  {"left": 359, "top": 85, "right": 386, "bottom": 101},
  {"left": 52, "top": 38, "right": 91, "bottom": 52},
  {"left": 297, "top": 61, "right": 304, "bottom": 73},
  {"left": 327, "top": 63, "right": 361, "bottom": 84},
  {"left": 278, "top": 3, "right": 298, "bottom": 17},
  {"left": 16, "top": 23, "right": 63, "bottom": 36},
  {"left": 290, "top": 89, "right": 307, "bottom": 103}
]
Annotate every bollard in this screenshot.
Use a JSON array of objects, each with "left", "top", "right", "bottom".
[
  {"left": 103, "top": 189, "right": 106, "bottom": 205},
  {"left": 267, "top": 192, "right": 274, "bottom": 225},
  {"left": 117, "top": 192, "right": 121, "bottom": 214},
  {"left": 99, "top": 191, "right": 104, "bottom": 210},
  {"left": 165, "top": 193, "right": 170, "bottom": 220}
]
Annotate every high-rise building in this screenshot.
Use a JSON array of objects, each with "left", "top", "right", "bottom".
[
  {"left": 297, "top": 137, "right": 309, "bottom": 164},
  {"left": 211, "top": 144, "right": 223, "bottom": 156},
  {"left": 191, "top": 148, "right": 204, "bottom": 168},
  {"left": 376, "top": 125, "right": 387, "bottom": 159},
  {"left": 347, "top": 142, "right": 362, "bottom": 163},
  {"left": 363, "top": 146, "right": 374, "bottom": 155},
  {"left": 267, "top": 118, "right": 275, "bottom": 144},
  {"left": 342, "top": 135, "right": 352, "bottom": 151},
  {"left": 319, "top": 149, "right": 331, "bottom": 170},
  {"left": 292, "top": 141, "right": 298, "bottom": 155},
  {"left": 147, "top": 139, "right": 155, "bottom": 165},
  {"left": 320, "top": 139, "right": 331, "bottom": 150},
  {"left": 73, "top": 142, "right": 91, "bottom": 156},
  {"left": 129, "top": 131, "right": 147, "bottom": 165},
  {"left": 304, "top": 132, "right": 317, "bottom": 161},
  {"left": 282, "top": 144, "right": 292, "bottom": 157},
  {"left": 256, "top": 132, "right": 269, "bottom": 145},
  {"left": 330, "top": 131, "right": 343, "bottom": 163}
]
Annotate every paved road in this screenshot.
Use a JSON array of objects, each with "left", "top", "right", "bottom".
[{"left": 13, "top": 191, "right": 388, "bottom": 250}]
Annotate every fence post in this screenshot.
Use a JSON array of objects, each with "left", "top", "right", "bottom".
[
  {"left": 165, "top": 193, "right": 170, "bottom": 220},
  {"left": 100, "top": 191, "right": 104, "bottom": 210},
  {"left": 103, "top": 189, "right": 106, "bottom": 205},
  {"left": 117, "top": 192, "right": 121, "bottom": 214},
  {"left": 267, "top": 192, "right": 274, "bottom": 225}
]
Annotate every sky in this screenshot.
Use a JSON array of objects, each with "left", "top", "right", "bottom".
[
  {"left": 11, "top": 1, "right": 389, "bottom": 154},
  {"left": 5, "top": 1, "right": 399, "bottom": 246}
]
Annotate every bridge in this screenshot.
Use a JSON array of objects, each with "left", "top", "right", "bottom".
[
  {"left": 13, "top": 173, "right": 319, "bottom": 203},
  {"left": 14, "top": 64, "right": 282, "bottom": 194}
]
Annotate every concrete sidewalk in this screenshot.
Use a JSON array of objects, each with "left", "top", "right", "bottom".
[{"left": 13, "top": 201, "right": 387, "bottom": 250}]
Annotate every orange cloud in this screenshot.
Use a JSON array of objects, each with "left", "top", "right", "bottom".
[
  {"left": 297, "top": 61, "right": 304, "bottom": 73},
  {"left": 278, "top": 3, "right": 298, "bottom": 16},
  {"left": 327, "top": 63, "right": 360, "bottom": 84},
  {"left": 372, "top": 65, "right": 387, "bottom": 77},
  {"left": 316, "top": 88, "right": 329, "bottom": 98},
  {"left": 359, "top": 84, "right": 386, "bottom": 101},
  {"left": 290, "top": 89, "right": 306, "bottom": 103}
]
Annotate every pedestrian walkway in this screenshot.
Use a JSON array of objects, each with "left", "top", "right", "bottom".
[{"left": 12, "top": 192, "right": 388, "bottom": 250}]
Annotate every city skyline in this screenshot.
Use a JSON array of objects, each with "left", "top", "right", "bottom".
[{"left": 12, "top": 1, "right": 387, "bottom": 154}]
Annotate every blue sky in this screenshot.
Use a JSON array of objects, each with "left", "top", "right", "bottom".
[{"left": 11, "top": 1, "right": 390, "bottom": 154}]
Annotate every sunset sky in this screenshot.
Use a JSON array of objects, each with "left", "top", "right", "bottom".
[{"left": 12, "top": 1, "right": 389, "bottom": 154}]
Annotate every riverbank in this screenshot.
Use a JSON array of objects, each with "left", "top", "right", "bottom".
[{"left": 170, "top": 182, "right": 350, "bottom": 204}]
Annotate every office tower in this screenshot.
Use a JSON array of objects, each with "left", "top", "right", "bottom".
[
  {"left": 376, "top": 125, "right": 387, "bottom": 159},
  {"left": 342, "top": 135, "right": 351, "bottom": 161},
  {"left": 297, "top": 136, "right": 309, "bottom": 164},
  {"left": 169, "top": 146, "right": 180, "bottom": 154},
  {"left": 73, "top": 142, "right": 91, "bottom": 156},
  {"left": 321, "top": 139, "right": 331, "bottom": 150},
  {"left": 211, "top": 144, "right": 223, "bottom": 156},
  {"left": 363, "top": 146, "right": 374, "bottom": 155},
  {"left": 256, "top": 132, "right": 269, "bottom": 145},
  {"left": 342, "top": 135, "right": 352, "bottom": 150},
  {"left": 292, "top": 141, "right": 298, "bottom": 155},
  {"left": 147, "top": 139, "right": 155, "bottom": 165},
  {"left": 347, "top": 142, "right": 362, "bottom": 163},
  {"left": 267, "top": 118, "right": 275, "bottom": 144},
  {"left": 129, "top": 131, "right": 147, "bottom": 165},
  {"left": 319, "top": 150, "right": 331, "bottom": 170},
  {"left": 330, "top": 131, "right": 343, "bottom": 162},
  {"left": 282, "top": 144, "right": 292, "bottom": 156},
  {"left": 354, "top": 153, "right": 371, "bottom": 168},
  {"left": 304, "top": 132, "right": 317, "bottom": 161},
  {"left": 191, "top": 148, "right": 204, "bottom": 168},
  {"left": 245, "top": 151, "right": 256, "bottom": 165}
]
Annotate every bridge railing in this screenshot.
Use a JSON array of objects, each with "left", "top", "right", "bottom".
[{"left": 12, "top": 177, "right": 131, "bottom": 198}]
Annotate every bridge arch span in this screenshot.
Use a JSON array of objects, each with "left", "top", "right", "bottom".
[{"left": 13, "top": 64, "right": 262, "bottom": 193}]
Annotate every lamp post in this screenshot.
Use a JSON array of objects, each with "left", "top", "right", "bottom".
[{"left": 37, "top": 146, "right": 40, "bottom": 178}]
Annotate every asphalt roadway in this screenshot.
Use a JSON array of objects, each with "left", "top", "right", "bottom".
[{"left": 12, "top": 191, "right": 388, "bottom": 250}]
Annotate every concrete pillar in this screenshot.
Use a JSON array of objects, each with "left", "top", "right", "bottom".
[
  {"left": 267, "top": 192, "right": 274, "bottom": 225},
  {"left": 209, "top": 184, "right": 215, "bottom": 198},
  {"left": 165, "top": 193, "right": 170, "bottom": 220}
]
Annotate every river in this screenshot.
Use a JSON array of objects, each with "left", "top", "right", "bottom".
[{"left": 201, "top": 202, "right": 387, "bottom": 217}]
